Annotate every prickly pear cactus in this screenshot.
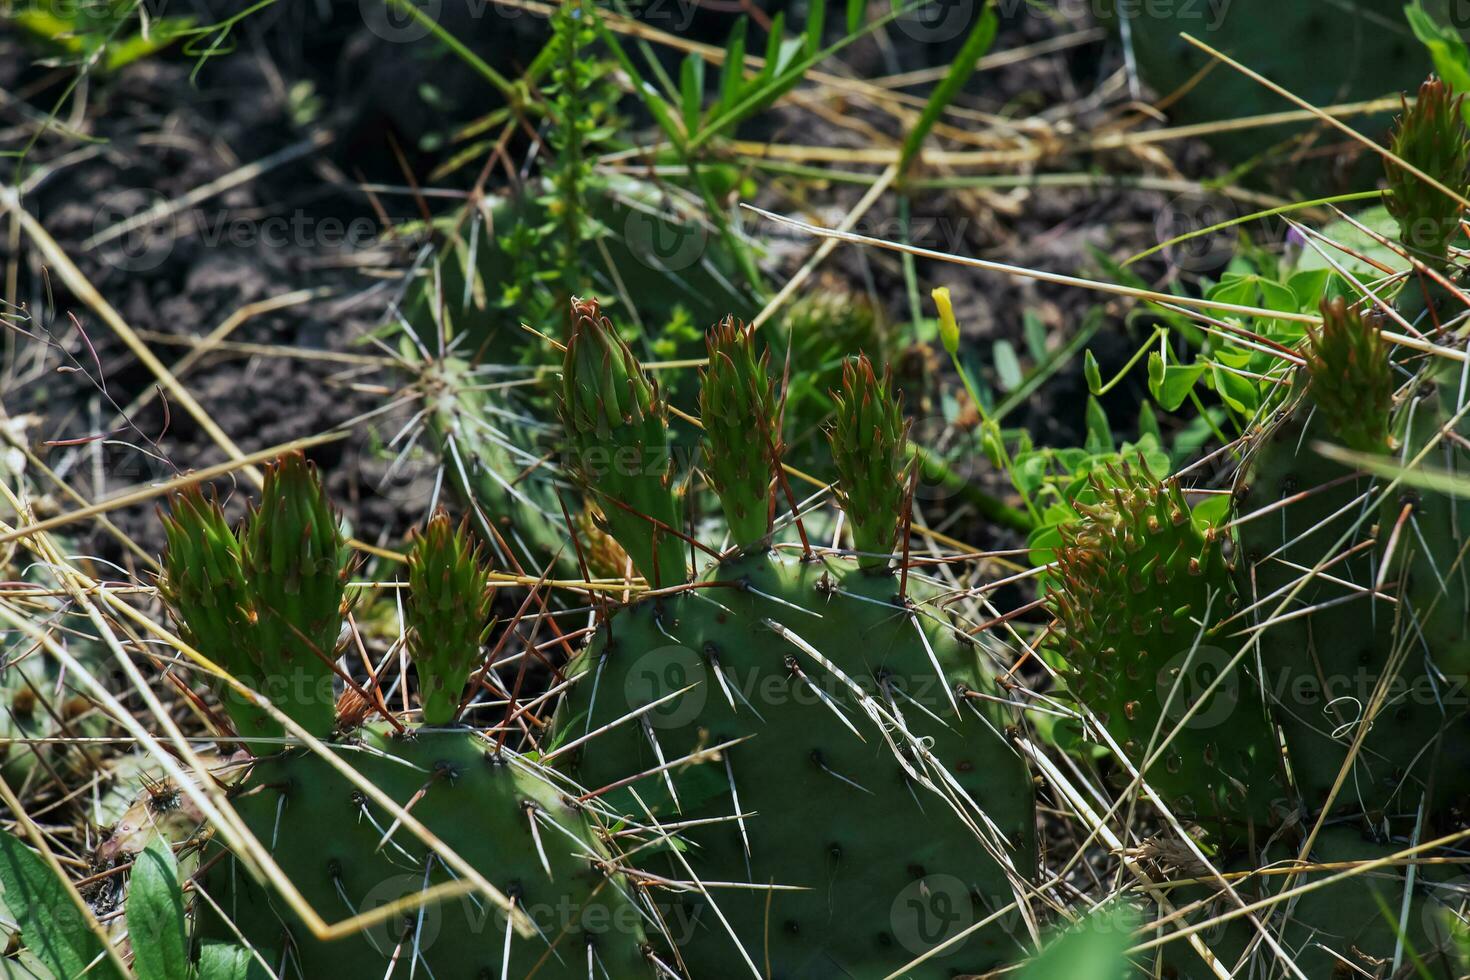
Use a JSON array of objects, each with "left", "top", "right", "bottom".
[
  {"left": 1049, "top": 460, "right": 1283, "bottom": 838},
  {"left": 196, "top": 725, "right": 655, "bottom": 980},
  {"left": 417, "top": 353, "right": 571, "bottom": 573},
  {"left": 1387, "top": 78, "right": 1470, "bottom": 271},
  {"left": 1099, "top": 0, "right": 1426, "bottom": 177},
  {"left": 554, "top": 316, "right": 1036, "bottom": 977},
  {"left": 1230, "top": 298, "right": 1417, "bottom": 819},
  {"left": 163, "top": 459, "right": 658, "bottom": 979},
  {"left": 1167, "top": 826, "right": 1450, "bottom": 979},
  {"left": 161, "top": 453, "right": 347, "bottom": 748}
]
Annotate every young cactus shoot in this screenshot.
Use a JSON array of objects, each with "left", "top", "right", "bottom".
[
  {"left": 559, "top": 297, "right": 687, "bottom": 587},
  {"left": 829, "top": 354, "right": 914, "bottom": 571},
  {"left": 699, "top": 315, "right": 778, "bottom": 548},
  {"left": 405, "top": 511, "right": 495, "bottom": 724}
]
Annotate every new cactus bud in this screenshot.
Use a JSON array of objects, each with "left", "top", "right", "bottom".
[
  {"left": 159, "top": 487, "right": 274, "bottom": 745},
  {"left": 1050, "top": 461, "right": 1284, "bottom": 838},
  {"left": 699, "top": 316, "right": 777, "bottom": 548},
  {"left": 1385, "top": 77, "right": 1470, "bottom": 271},
  {"left": 238, "top": 451, "right": 348, "bottom": 740},
  {"left": 560, "top": 297, "right": 686, "bottom": 588},
  {"left": 829, "top": 355, "right": 913, "bottom": 571},
  {"left": 405, "top": 511, "right": 495, "bottom": 725},
  {"left": 1304, "top": 297, "right": 1393, "bottom": 454}
]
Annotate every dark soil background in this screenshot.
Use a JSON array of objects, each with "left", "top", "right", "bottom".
[{"left": 0, "top": 0, "right": 1245, "bottom": 568}]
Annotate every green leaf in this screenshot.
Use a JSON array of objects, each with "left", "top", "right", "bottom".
[
  {"left": 846, "top": 0, "right": 864, "bottom": 34},
  {"left": 1137, "top": 400, "right": 1162, "bottom": 445},
  {"left": 1084, "top": 396, "right": 1114, "bottom": 455},
  {"left": 719, "top": 18, "right": 748, "bottom": 112},
  {"left": 1211, "top": 363, "right": 1259, "bottom": 415},
  {"left": 1147, "top": 354, "right": 1207, "bottom": 411},
  {"left": 199, "top": 943, "right": 271, "bottom": 980},
  {"left": 1023, "top": 309, "right": 1049, "bottom": 362},
  {"left": 898, "top": 2, "right": 997, "bottom": 175},
  {"left": 806, "top": 0, "right": 826, "bottom": 51},
  {"left": 128, "top": 837, "right": 189, "bottom": 980},
  {"left": 993, "top": 339, "right": 1023, "bottom": 391},
  {"left": 0, "top": 827, "right": 123, "bottom": 980},
  {"left": 1017, "top": 902, "right": 1139, "bottom": 980},
  {"left": 1407, "top": 2, "right": 1470, "bottom": 103},
  {"left": 1083, "top": 349, "right": 1103, "bottom": 395},
  {"left": 680, "top": 52, "right": 704, "bottom": 133}
]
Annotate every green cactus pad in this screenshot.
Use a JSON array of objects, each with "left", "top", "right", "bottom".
[
  {"left": 196, "top": 725, "right": 656, "bottom": 979},
  {"left": 830, "top": 356, "right": 914, "bottom": 572},
  {"left": 420, "top": 354, "right": 571, "bottom": 574},
  {"left": 560, "top": 298, "right": 687, "bottom": 588},
  {"left": 555, "top": 550, "right": 1036, "bottom": 977},
  {"left": 1234, "top": 338, "right": 1470, "bottom": 820},
  {"left": 1164, "top": 827, "right": 1456, "bottom": 978},
  {"left": 698, "top": 317, "right": 777, "bottom": 548},
  {"left": 1051, "top": 463, "right": 1284, "bottom": 836},
  {"left": 406, "top": 512, "right": 495, "bottom": 725}
]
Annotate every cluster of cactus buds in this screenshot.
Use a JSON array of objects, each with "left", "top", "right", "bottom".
[{"left": 161, "top": 453, "right": 347, "bottom": 746}]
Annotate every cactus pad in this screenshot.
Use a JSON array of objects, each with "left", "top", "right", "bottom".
[{"left": 197, "top": 726, "right": 656, "bottom": 979}]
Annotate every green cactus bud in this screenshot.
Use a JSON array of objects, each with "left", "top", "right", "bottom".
[
  {"left": 829, "top": 355, "right": 912, "bottom": 571},
  {"left": 1303, "top": 297, "right": 1393, "bottom": 454},
  {"left": 238, "top": 452, "right": 348, "bottom": 740},
  {"left": 1050, "top": 461, "right": 1283, "bottom": 839},
  {"left": 699, "top": 316, "right": 777, "bottom": 548},
  {"left": 406, "top": 511, "right": 495, "bottom": 725},
  {"left": 1385, "top": 77, "right": 1470, "bottom": 271},
  {"left": 559, "top": 297, "right": 686, "bottom": 587},
  {"left": 159, "top": 488, "right": 276, "bottom": 745}
]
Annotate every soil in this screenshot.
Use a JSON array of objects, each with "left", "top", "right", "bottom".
[{"left": 0, "top": 0, "right": 1241, "bottom": 568}]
